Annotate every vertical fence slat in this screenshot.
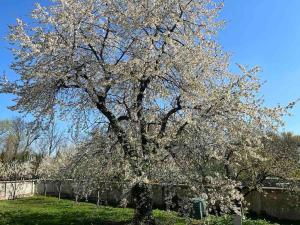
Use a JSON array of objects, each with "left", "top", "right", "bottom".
[{"left": 4, "top": 182, "right": 6, "bottom": 199}]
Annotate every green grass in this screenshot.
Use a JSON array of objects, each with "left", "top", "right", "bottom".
[
  {"left": 0, "top": 196, "right": 192, "bottom": 225},
  {"left": 0, "top": 196, "right": 278, "bottom": 225}
]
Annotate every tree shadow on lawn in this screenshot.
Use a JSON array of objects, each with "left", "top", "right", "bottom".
[{"left": 0, "top": 210, "right": 131, "bottom": 225}]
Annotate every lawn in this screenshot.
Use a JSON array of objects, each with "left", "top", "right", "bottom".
[
  {"left": 0, "top": 196, "right": 193, "bottom": 225},
  {"left": 0, "top": 196, "right": 278, "bottom": 225}
]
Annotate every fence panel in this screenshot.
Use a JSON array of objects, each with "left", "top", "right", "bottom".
[{"left": 0, "top": 180, "right": 35, "bottom": 200}]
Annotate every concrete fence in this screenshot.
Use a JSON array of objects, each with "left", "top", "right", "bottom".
[
  {"left": 35, "top": 180, "right": 191, "bottom": 208},
  {"left": 246, "top": 187, "right": 300, "bottom": 221},
  {"left": 1, "top": 180, "right": 300, "bottom": 221},
  {"left": 0, "top": 180, "right": 36, "bottom": 200}
]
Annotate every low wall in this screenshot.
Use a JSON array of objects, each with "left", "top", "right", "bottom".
[
  {"left": 36, "top": 181, "right": 190, "bottom": 208},
  {"left": 0, "top": 180, "right": 36, "bottom": 200},
  {"left": 40, "top": 181, "right": 300, "bottom": 221},
  {"left": 246, "top": 187, "right": 300, "bottom": 221}
]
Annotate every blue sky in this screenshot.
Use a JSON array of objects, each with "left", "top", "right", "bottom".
[
  {"left": 219, "top": 0, "right": 300, "bottom": 134},
  {"left": 0, "top": 0, "right": 300, "bottom": 133}
]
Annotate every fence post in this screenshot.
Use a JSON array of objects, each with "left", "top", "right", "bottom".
[
  {"left": 31, "top": 180, "right": 34, "bottom": 195},
  {"left": 4, "top": 182, "right": 7, "bottom": 199}
]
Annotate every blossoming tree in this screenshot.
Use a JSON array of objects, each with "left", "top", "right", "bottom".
[
  {"left": 0, "top": 0, "right": 292, "bottom": 223},
  {"left": 37, "top": 155, "right": 55, "bottom": 196},
  {"left": 71, "top": 129, "right": 129, "bottom": 205},
  {"left": 2, "top": 160, "right": 32, "bottom": 199}
]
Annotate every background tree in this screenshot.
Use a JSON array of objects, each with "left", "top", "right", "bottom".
[
  {"left": 0, "top": 161, "right": 4, "bottom": 180},
  {"left": 0, "top": 118, "right": 40, "bottom": 194},
  {"left": 227, "top": 132, "right": 300, "bottom": 196},
  {"left": 0, "top": 118, "right": 39, "bottom": 163},
  {"left": 71, "top": 129, "right": 127, "bottom": 206},
  {"left": 37, "top": 155, "right": 55, "bottom": 196},
  {"left": 36, "top": 121, "right": 66, "bottom": 156},
  {"left": 0, "top": 120, "right": 10, "bottom": 137},
  {"left": 3, "top": 160, "right": 32, "bottom": 199},
  {"left": 0, "top": 0, "right": 293, "bottom": 223},
  {"left": 53, "top": 148, "right": 74, "bottom": 200}
]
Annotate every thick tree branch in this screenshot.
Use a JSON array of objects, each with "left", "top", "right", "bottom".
[
  {"left": 159, "top": 96, "right": 182, "bottom": 136},
  {"left": 135, "top": 76, "right": 151, "bottom": 155},
  {"left": 95, "top": 100, "right": 135, "bottom": 158}
]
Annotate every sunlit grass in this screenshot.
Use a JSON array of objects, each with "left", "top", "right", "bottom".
[
  {"left": 0, "top": 196, "right": 278, "bottom": 225},
  {"left": 0, "top": 196, "right": 188, "bottom": 225}
]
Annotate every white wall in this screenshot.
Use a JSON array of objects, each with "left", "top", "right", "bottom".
[{"left": 0, "top": 180, "right": 35, "bottom": 200}]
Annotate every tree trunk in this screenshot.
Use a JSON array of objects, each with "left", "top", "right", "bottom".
[
  {"left": 97, "top": 190, "right": 100, "bottom": 207},
  {"left": 13, "top": 180, "right": 17, "bottom": 200},
  {"left": 57, "top": 182, "right": 62, "bottom": 200},
  {"left": 132, "top": 182, "right": 155, "bottom": 225},
  {"left": 44, "top": 182, "right": 47, "bottom": 196}
]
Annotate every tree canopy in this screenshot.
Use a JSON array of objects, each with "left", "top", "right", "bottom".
[{"left": 0, "top": 0, "right": 295, "bottom": 223}]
